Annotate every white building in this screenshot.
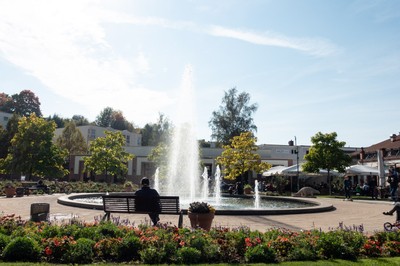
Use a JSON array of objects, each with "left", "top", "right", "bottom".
[
  {"left": 0, "top": 111, "right": 12, "bottom": 129},
  {"left": 54, "top": 125, "right": 142, "bottom": 147}
]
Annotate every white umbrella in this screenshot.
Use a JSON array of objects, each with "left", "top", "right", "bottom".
[
  {"left": 377, "top": 149, "right": 386, "bottom": 187},
  {"left": 262, "top": 165, "right": 288, "bottom": 176},
  {"left": 346, "top": 164, "right": 380, "bottom": 175}
]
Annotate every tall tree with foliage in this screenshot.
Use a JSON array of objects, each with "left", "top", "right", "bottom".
[
  {"left": 0, "top": 114, "right": 20, "bottom": 159},
  {"left": 0, "top": 90, "right": 42, "bottom": 116},
  {"left": 0, "top": 114, "right": 67, "bottom": 179},
  {"left": 95, "top": 107, "right": 134, "bottom": 132},
  {"left": 302, "top": 132, "right": 352, "bottom": 195},
  {"left": 209, "top": 87, "right": 258, "bottom": 145},
  {"left": 141, "top": 113, "right": 172, "bottom": 146},
  {"left": 56, "top": 121, "right": 88, "bottom": 156},
  {"left": 148, "top": 142, "right": 169, "bottom": 177},
  {"left": 95, "top": 107, "right": 114, "bottom": 127},
  {"left": 71, "top": 115, "right": 90, "bottom": 126},
  {"left": 216, "top": 132, "right": 270, "bottom": 182},
  {"left": 84, "top": 131, "right": 134, "bottom": 183},
  {"left": 0, "top": 93, "right": 13, "bottom": 113},
  {"left": 47, "top": 114, "right": 66, "bottom": 128}
]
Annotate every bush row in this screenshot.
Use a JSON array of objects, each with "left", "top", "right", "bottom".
[
  {"left": 0, "top": 180, "right": 133, "bottom": 196},
  {"left": 0, "top": 214, "right": 399, "bottom": 264}
]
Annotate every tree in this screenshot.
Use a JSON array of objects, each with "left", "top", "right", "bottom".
[
  {"left": 302, "top": 132, "right": 352, "bottom": 195},
  {"left": 47, "top": 114, "right": 66, "bottom": 128},
  {"left": 95, "top": 107, "right": 114, "bottom": 127},
  {"left": 13, "top": 90, "right": 42, "bottom": 117},
  {"left": 0, "top": 114, "right": 20, "bottom": 159},
  {"left": 71, "top": 115, "right": 90, "bottom": 126},
  {"left": 141, "top": 113, "right": 172, "bottom": 146},
  {"left": 56, "top": 121, "right": 88, "bottom": 156},
  {"left": 209, "top": 87, "right": 258, "bottom": 145},
  {"left": 0, "top": 93, "right": 13, "bottom": 113},
  {"left": 216, "top": 132, "right": 270, "bottom": 181},
  {"left": 95, "top": 107, "right": 134, "bottom": 132},
  {"left": 148, "top": 142, "right": 169, "bottom": 177},
  {"left": 84, "top": 131, "right": 134, "bottom": 183},
  {"left": 0, "top": 113, "right": 67, "bottom": 179}
]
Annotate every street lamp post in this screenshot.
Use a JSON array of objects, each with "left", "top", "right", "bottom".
[{"left": 295, "top": 136, "right": 299, "bottom": 191}]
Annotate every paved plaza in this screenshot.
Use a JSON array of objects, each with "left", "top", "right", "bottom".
[{"left": 0, "top": 194, "right": 396, "bottom": 234}]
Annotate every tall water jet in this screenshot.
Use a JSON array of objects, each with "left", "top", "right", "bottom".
[
  {"left": 214, "top": 165, "right": 221, "bottom": 206},
  {"left": 166, "top": 66, "right": 200, "bottom": 201},
  {"left": 254, "top": 180, "right": 260, "bottom": 209},
  {"left": 154, "top": 168, "right": 160, "bottom": 193},
  {"left": 202, "top": 167, "right": 209, "bottom": 199}
]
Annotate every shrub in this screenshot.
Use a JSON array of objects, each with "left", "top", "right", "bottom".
[
  {"left": 244, "top": 244, "right": 276, "bottom": 263},
  {"left": 163, "top": 241, "right": 178, "bottom": 264},
  {"left": 66, "top": 238, "right": 95, "bottom": 264},
  {"left": 383, "top": 240, "right": 400, "bottom": 256},
  {"left": 315, "top": 231, "right": 363, "bottom": 260},
  {"left": 2, "top": 236, "right": 41, "bottom": 262},
  {"left": 40, "top": 224, "right": 61, "bottom": 238},
  {"left": 362, "top": 238, "right": 382, "bottom": 257},
  {"left": 118, "top": 235, "right": 142, "bottom": 262},
  {"left": 0, "top": 214, "right": 25, "bottom": 235},
  {"left": 270, "top": 235, "right": 294, "bottom": 258},
  {"left": 286, "top": 231, "right": 318, "bottom": 261},
  {"left": 177, "top": 246, "right": 202, "bottom": 264},
  {"left": 42, "top": 236, "right": 76, "bottom": 263},
  {"left": 0, "top": 233, "right": 10, "bottom": 255},
  {"left": 140, "top": 246, "right": 166, "bottom": 264},
  {"left": 95, "top": 222, "right": 123, "bottom": 239},
  {"left": 94, "top": 237, "right": 122, "bottom": 261}
]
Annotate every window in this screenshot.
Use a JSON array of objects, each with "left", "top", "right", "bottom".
[
  {"left": 125, "top": 135, "right": 130, "bottom": 145},
  {"left": 88, "top": 128, "right": 96, "bottom": 140}
]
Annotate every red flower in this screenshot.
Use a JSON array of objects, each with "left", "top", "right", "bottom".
[{"left": 45, "top": 247, "right": 52, "bottom": 256}]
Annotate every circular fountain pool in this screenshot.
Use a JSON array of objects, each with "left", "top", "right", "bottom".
[{"left": 58, "top": 193, "right": 334, "bottom": 215}]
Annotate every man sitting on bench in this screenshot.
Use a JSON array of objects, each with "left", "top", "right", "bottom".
[{"left": 134, "top": 177, "right": 160, "bottom": 226}]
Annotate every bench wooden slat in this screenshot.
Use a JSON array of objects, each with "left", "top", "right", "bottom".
[{"left": 102, "top": 194, "right": 183, "bottom": 227}]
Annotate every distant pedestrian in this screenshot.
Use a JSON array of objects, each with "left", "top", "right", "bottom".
[
  {"left": 369, "top": 176, "right": 378, "bottom": 200},
  {"left": 388, "top": 166, "right": 399, "bottom": 203},
  {"left": 344, "top": 176, "right": 352, "bottom": 201}
]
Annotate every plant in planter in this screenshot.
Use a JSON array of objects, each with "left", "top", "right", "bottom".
[
  {"left": 123, "top": 181, "right": 134, "bottom": 192},
  {"left": 4, "top": 183, "right": 16, "bottom": 198},
  {"left": 188, "top": 201, "right": 215, "bottom": 231},
  {"left": 244, "top": 184, "right": 253, "bottom": 194}
]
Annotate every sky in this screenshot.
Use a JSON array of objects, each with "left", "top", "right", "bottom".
[{"left": 0, "top": 0, "right": 399, "bottom": 148}]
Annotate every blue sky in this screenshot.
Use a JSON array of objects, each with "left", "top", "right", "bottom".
[{"left": 0, "top": 0, "right": 399, "bottom": 147}]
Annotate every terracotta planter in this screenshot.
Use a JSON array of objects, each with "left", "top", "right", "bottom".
[
  {"left": 4, "top": 187, "right": 16, "bottom": 198},
  {"left": 188, "top": 212, "right": 215, "bottom": 231},
  {"left": 244, "top": 187, "right": 252, "bottom": 194}
]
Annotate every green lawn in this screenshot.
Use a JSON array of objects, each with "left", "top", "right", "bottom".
[{"left": 1, "top": 257, "right": 400, "bottom": 265}]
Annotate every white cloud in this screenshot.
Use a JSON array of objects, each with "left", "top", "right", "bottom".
[
  {"left": 208, "top": 26, "right": 339, "bottom": 57},
  {"left": 0, "top": 0, "right": 174, "bottom": 125},
  {"left": 135, "top": 53, "right": 150, "bottom": 74}
]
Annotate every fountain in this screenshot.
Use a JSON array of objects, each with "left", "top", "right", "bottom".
[
  {"left": 254, "top": 180, "right": 260, "bottom": 209},
  {"left": 59, "top": 66, "right": 334, "bottom": 215},
  {"left": 165, "top": 65, "right": 200, "bottom": 202},
  {"left": 202, "top": 167, "right": 209, "bottom": 199},
  {"left": 214, "top": 165, "right": 221, "bottom": 206},
  {"left": 154, "top": 167, "right": 160, "bottom": 193}
]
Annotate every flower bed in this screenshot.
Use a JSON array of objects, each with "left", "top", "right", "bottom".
[{"left": 0, "top": 214, "right": 399, "bottom": 264}]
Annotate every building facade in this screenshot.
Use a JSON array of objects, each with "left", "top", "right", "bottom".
[{"left": 0, "top": 111, "right": 12, "bottom": 129}]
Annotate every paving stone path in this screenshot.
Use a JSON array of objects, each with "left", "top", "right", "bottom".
[{"left": 0, "top": 194, "right": 395, "bottom": 234}]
